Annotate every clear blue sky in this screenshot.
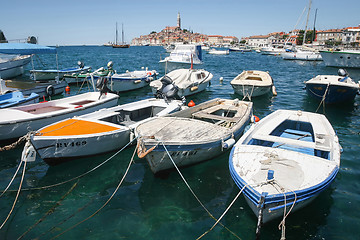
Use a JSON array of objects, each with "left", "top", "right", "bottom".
[{"left": 1, "top": 0, "right": 359, "bottom": 46}]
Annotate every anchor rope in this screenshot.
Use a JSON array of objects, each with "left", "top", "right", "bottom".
[
  {"left": 0, "top": 159, "right": 27, "bottom": 230},
  {"left": 1, "top": 136, "right": 137, "bottom": 194},
  {"left": 49, "top": 141, "right": 138, "bottom": 240},
  {"left": 0, "top": 131, "right": 35, "bottom": 152},
  {"left": 313, "top": 83, "right": 330, "bottom": 113},
  {"left": 160, "top": 141, "right": 242, "bottom": 240},
  {"left": 17, "top": 181, "right": 79, "bottom": 240}
]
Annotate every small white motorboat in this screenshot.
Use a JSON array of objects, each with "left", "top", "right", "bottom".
[
  {"left": 0, "top": 91, "right": 119, "bottom": 141},
  {"left": 106, "top": 68, "right": 158, "bottom": 92},
  {"left": 305, "top": 69, "right": 360, "bottom": 104},
  {"left": 230, "top": 70, "right": 276, "bottom": 99},
  {"left": 208, "top": 49, "right": 229, "bottom": 55},
  {"left": 0, "top": 54, "right": 31, "bottom": 79},
  {"left": 229, "top": 110, "right": 341, "bottom": 224},
  {"left": 135, "top": 98, "right": 253, "bottom": 174},
  {"left": 159, "top": 44, "right": 203, "bottom": 72},
  {"left": 29, "top": 98, "right": 184, "bottom": 165},
  {"left": 281, "top": 48, "right": 322, "bottom": 61},
  {"left": 150, "top": 68, "right": 213, "bottom": 99}
]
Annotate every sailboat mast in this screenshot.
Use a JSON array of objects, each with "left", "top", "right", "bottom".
[
  {"left": 302, "top": 0, "right": 312, "bottom": 45},
  {"left": 115, "top": 22, "right": 118, "bottom": 44},
  {"left": 122, "top": 23, "right": 124, "bottom": 44},
  {"left": 312, "top": 8, "right": 318, "bottom": 42}
]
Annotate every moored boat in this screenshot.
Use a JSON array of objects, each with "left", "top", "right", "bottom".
[
  {"left": 150, "top": 68, "right": 213, "bottom": 99},
  {"left": 29, "top": 98, "right": 183, "bottom": 165},
  {"left": 230, "top": 70, "right": 276, "bottom": 99},
  {"left": 305, "top": 69, "right": 360, "bottom": 104},
  {"left": 135, "top": 98, "right": 253, "bottom": 174},
  {"left": 106, "top": 68, "right": 158, "bottom": 92},
  {"left": 0, "top": 54, "right": 31, "bottom": 79},
  {"left": 0, "top": 91, "right": 119, "bottom": 141},
  {"left": 320, "top": 49, "right": 360, "bottom": 68},
  {"left": 208, "top": 49, "right": 229, "bottom": 55},
  {"left": 0, "top": 91, "right": 39, "bottom": 108},
  {"left": 229, "top": 109, "right": 341, "bottom": 224}
]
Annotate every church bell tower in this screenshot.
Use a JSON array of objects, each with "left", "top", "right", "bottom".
[{"left": 177, "top": 12, "right": 181, "bottom": 29}]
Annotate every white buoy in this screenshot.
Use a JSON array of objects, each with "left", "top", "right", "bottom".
[{"left": 220, "top": 77, "right": 224, "bottom": 83}]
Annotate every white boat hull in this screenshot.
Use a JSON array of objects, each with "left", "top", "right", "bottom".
[
  {"left": 109, "top": 78, "right": 150, "bottom": 92},
  {"left": 0, "top": 55, "right": 31, "bottom": 79},
  {"left": 281, "top": 52, "right": 322, "bottom": 61},
  {"left": 33, "top": 129, "right": 130, "bottom": 164},
  {"left": 0, "top": 92, "right": 119, "bottom": 141},
  {"left": 231, "top": 84, "right": 272, "bottom": 97},
  {"left": 159, "top": 60, "right": 202, "bottom": 72},
  {"left": 320, "top": 51, "right": 360, "bottom": 68}
]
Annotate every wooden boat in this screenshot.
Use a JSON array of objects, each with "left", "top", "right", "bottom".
[
  {"left": 107, "top": 68, "right": 158, "bottom": 92},
  {"left": 305, "top": 69, "right": 360, "bottom": 104},
  {"left": 230, "top": 70, "right": 276, "bottom": 99},
  {"left": 229, "top": 110, "right": 341, "bottom": 224},
  {"left": 135, "top": 98, "right": 253, "bottom": 174},
  {"left": 0, "top": 91, "right": 39, "bottom": 108},
  {"left": 150, "top": 68, "right": 213, "bottom": 99},
  {"left": 64, "top": 66, "right": 111, "bottom": 85},
  {"left": 0, "top": 92, "right": 119, "bottom": 141},
  {"left": 112, "top": 23, "right": 130, "bottom": 48},
  {"left": 29, "top": 98, "right": 183, "bottom": 165}
]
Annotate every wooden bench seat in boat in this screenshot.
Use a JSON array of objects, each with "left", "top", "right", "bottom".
[{"left": 191, "top": 104, "right": 244, "bottom": 122}]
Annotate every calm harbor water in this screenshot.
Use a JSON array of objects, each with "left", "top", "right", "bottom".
[{"left": 0, "top": 46, "right": 359, "bottom": 240}]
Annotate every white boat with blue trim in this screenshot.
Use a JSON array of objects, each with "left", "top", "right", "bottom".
[
  {"left": 229, "top": 110, "right": 341, "bottom": 224},
  {"left": 135, "top": 98, "right": 253, "bottom": 174}
]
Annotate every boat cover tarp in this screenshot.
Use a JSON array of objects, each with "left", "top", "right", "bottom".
[{"left": 0, "top": 43, "right": 57, "bottom": 55}]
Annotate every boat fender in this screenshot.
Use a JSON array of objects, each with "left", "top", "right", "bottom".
[
  {"left": 190, "top": 86, "right": 198, "bottom": 92},
  {"left": 134, "top": 80, "right": 142, "bottom": 84},
  {"left": 251, "top": 115, "right": 260, "bottom": 123},
  {"left": 272, "top": 85, "right": 277, "bottom": 96},
  {"left": 222, "top": 138, "right": 235, "bottom": 149},
  {"left": 130, "top": 132, "right": 135, "bottom": 142},
  {"left": 46, "top": 85, "right": 55, "bottom": 96}
]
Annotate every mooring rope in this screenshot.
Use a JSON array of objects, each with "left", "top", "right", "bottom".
[
  {"left": 314, "top": 83, "right": 330, "bottom": 113},
  {"left": 160, "top": 141, "right": 242, "bottom": 240},
  {"left": 0, "top": 161, "right": 23, "bottom": 198},
  {"left": 1, "top": 137, "right": 137, "bottom": 194},
  {"left": 49, "top": 142, "right": 138, "bottom": 240},
  {"left": 0, "top": 160, "right": 27, "bottom": 230},
  {"left": 17, "top": 181, "right": 79, "bottom": 240}
]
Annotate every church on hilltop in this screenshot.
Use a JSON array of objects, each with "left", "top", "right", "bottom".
[{"left": 131, "top": 12, "right": 239, "bottom": 46}]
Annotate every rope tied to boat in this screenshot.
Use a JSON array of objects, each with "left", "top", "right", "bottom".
[
  {"left": 136, "top": 135, "right": 158, "bottom": 158},
  {"left": 0, "top": 131, "right": 36, "bottom": 152},
  {"left": 241, "top": 84, "right": 255, "bottom": 101}
]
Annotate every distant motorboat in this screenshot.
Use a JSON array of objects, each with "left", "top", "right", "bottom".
[
  {"left": 319, "top": 49, "right": 360, "bottom": 68},
  {"left": 305, "top": 69, "right": 360, "bottom": 104},
  {"left": 0, "top": 54, "right": 31, "bottom": 79},
  {"left": 230, "top": 70, "right": 276, "bottom": 99},
  {"left": 208, "top": 48, "right": 229, "bottom": 55},
  {"left": 29, "top": 98, "right": 183, "bottom": 165},
  {"left": 136, "top": 98, "right": 253, "bottom": 174},
  {"left": 0, "top": 91, "right": 39, "bottom": 108},
  {"left": 229, "top": 46, "right": 252, "bottom": 52},
  {"left": 229, "top": 109, "right": 341, "bottom": 224},
  {"left": 159, "top": 44, "right": 203, "bottom": 72},
  {"left": 150, "top": 68, "right": 213, "bottom": 99},
  {"left": 281, "top": 47, "right": 322, "bottom": 61},
  {"left": 261, "top": 46, "right": 286, "bottom": 55}
]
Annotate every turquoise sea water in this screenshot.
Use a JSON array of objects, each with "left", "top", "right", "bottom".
[{"left": 0, "top": 46, "right": 359, "bottom": 240}]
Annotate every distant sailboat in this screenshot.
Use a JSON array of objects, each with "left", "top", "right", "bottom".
[{"left": 112, "top": 22, "right": 130, "bottom": 48}]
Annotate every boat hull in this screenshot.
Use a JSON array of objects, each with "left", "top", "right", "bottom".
[
  {"left": 109, "top": 77, "right": 150, "bottom": 92},
  {"left": 30, "top": 67, "right": 91, "bottom": 81},
  {"left": 231, "top": 84, "right": 272, "bottom": 97},
  {"left": 281, "top": 52, "right": 322, "bottom": 61},
  {"left": 32, "top": 129, "right": 130, "bottom": 165},
  {"left": 0, "top": 55, "right": 31, "bottom": 79},
  {"left": 159, "top": 61, "right": 202, "bottom": 72},
  {"left": 306, "top": 82, "right": 358, "bottom": 104},
  {"left": 320, "top": 51, "right": 360, "bottom": 68},
  {"left": 0, "top": 93, "right": 119, "bottom": 141}
]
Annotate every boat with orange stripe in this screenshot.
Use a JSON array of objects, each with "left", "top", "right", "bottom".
[{"left": 28, "top": 98, "right": 183, "bottom": 165}]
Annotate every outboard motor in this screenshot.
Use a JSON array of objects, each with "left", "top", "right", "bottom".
[
  {"left": 338, "top": 68, "right": 348, "bottom": 77},
  {"left": 96, "top": 77, "right": 119, "bottom": 98},
  {"left": 155, "top": 75, "right": 180, "bottom": 100},
  {"left": 107, "top": 61, "right": 114, "bottom": 70},
  {"left": 78, "top": 61, "right": 85, "bottom": 69}
]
